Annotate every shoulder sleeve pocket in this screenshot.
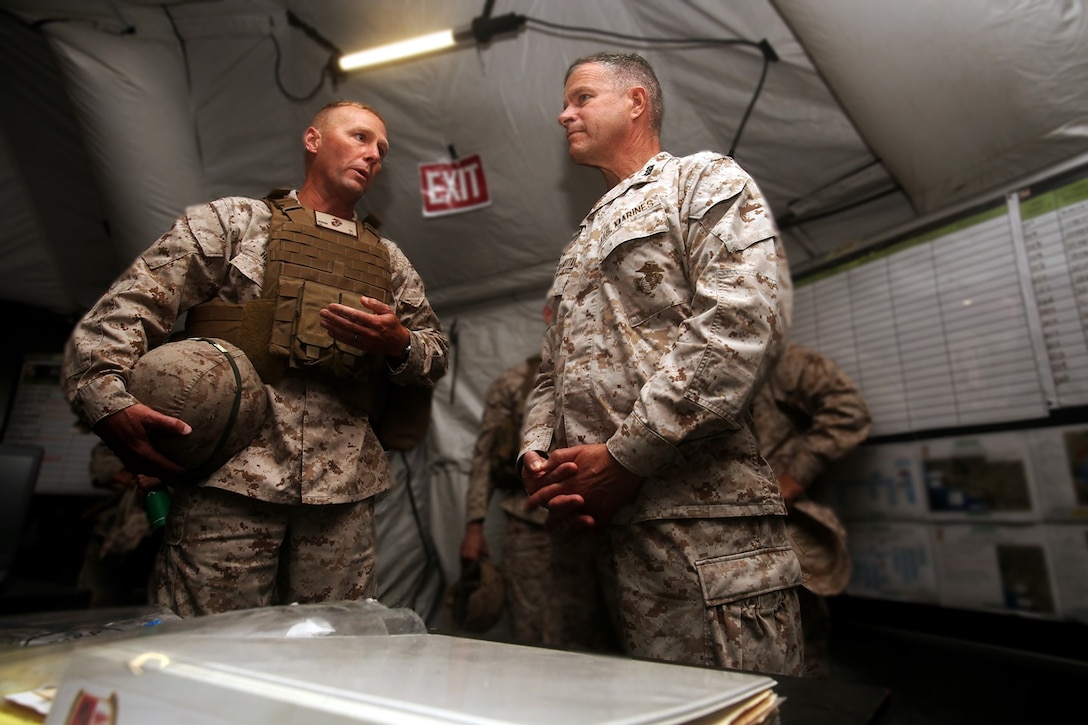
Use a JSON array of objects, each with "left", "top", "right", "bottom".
[{"left": 228, "top": 250, "right": 263, "bottom": 286}]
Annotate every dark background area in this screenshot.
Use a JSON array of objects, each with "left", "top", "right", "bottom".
[
  {"left": 825, "top": 596, "right": 1088, "bottom": 723},
  {"left": 0, "top": 300, "right": 80, "bottom": 430}
]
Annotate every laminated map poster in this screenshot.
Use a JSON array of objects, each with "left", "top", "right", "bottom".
[
  {"left": 1, "top": 355, "right": 99, "bottom": 495},
  {"left": 827, "top": 443, "right": 927, "bottom": 522},
  {"left": 835, "top": 429, "right": 1050, "bottom": 523},
  {"left": 933, "top": 523, "right": 1057, "bottom": 617},
  {"left": 1045, "top": 523, "right": 1088, "bottom": 623},
  {"left": 845, "top": 521, "right": 939, "bottom": 603},
  {"left": 919, "top": 432, "right": 1038, "bottom": 521},
  {"left": 1025, "top": 425, "right": 1088, "bottom": 520},
  {"left": 43, "top": 630, "right": 781, "bottom": 725}
]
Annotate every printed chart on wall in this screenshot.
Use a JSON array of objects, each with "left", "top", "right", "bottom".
[
  {"left": 791, "top": 167, "right": 1088, "bottom": 437},
  {"left": 830, "top": 424, "right": 1088, "bottom": 522},
  {"left": 845, "top": 521, "right": 940, "bottom": 603},
  {"left": 1, "top": 354, "right": 99, "bottom": 494},
  {"left": 798, "top": 167, "right": 1088, "bottom": 619},
  {"left": 1015, "top": 174, "right": 1088, "bottom": 408}
]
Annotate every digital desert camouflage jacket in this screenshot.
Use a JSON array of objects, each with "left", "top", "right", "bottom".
[
  {"left": 63, "top": 195, "right": 447, "bottom": 505},
  {"left": 464, "top": 356, "right": 548, "bottom": 526},
  {"left": 522, "top": 151, "right": 792, "bottom": 524},
  {"left": 752, "top": 342, "right": 872, "bottom": 489}
]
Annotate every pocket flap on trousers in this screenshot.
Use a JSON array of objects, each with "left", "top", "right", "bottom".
[{"left": 695, "top": 546, "right": 801, "bottom": 607}]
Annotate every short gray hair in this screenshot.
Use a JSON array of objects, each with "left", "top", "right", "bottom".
[
  {"left": 311, "top": 100, "right": 385, "bottom": 131},
  {"left": 565, "top": 52, "right": 663, "bottom": 134}
]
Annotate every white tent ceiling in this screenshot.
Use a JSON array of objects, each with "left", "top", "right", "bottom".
[{"left": 4, "top": 0, "right": 1087, "bottom": 318}]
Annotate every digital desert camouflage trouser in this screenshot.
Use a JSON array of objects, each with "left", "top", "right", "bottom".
[
  {"left": 594, "top": 515, "right": 806, "bottom": 677},
  {"left": 499, "top": 516, "right": 558, "bottom": 646},
  {"left": 153, "top": 485, "right": 377, "bottom": 617}
]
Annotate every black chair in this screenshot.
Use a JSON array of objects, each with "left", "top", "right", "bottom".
[{"left": 0, "top": 443, "right": 44, "bottom": 587}]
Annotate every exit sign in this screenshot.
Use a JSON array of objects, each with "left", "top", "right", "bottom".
[{"left": 419, "top": 154, "right": 492, "bottom": 217}]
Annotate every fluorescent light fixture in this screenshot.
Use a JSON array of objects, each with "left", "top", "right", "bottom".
[
  {"left": 338, "top": 29, "right": 459, "bottom": 72},
  {"left": 336, "top": 12, "right": 525, "bottom": 73}
]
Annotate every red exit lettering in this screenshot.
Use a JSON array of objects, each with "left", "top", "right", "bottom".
[{"left": 419, "top": 154, "right": 492, "bottom": 217}]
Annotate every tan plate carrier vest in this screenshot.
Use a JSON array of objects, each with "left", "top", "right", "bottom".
[{"left": 184, "top": 194, "right": 432, "bottom": 450}]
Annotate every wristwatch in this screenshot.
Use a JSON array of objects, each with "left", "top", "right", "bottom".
[{"left": 389, "top": 334, "right": 412, "bottom": 373}]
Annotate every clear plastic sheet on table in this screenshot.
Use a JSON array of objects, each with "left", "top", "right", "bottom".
[
  {"left": 41, "top": 605, "right": 777, "bottom": 724},
  {"left": 138, "top": 597, "right": 427, "bottom": 640},
  {"left": 1, "top": 599, "right": 425, "bottom": 723}
]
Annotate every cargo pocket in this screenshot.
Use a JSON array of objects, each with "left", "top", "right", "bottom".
[
  {"left": 280, "top": 280, "right": 373, "bottom": 377},
  {"left": 269, "top": 277, "right": 301, "bottom": 360},
  {"left": 695, "top": 545, "right": 801, "bottom": 606},
  {"left": 295, "top": 280, "right": 350, "bottom": 365}
]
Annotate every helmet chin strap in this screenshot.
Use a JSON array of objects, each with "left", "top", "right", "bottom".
[{"left": 187, "top": 337, "right": 245, "bottom": 480}]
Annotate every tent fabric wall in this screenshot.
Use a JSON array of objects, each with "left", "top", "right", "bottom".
[
  {"left": 0, "top": 9, "right": 120, "bottom": 313},
  {"left": 376, "top": 447, "right": 446, "bottom": 625},
  {"left": 0, "top": 0, "right": 915, "bottom": 316},
  {"left": 773, "top": 0, "right": 1088, "bottom": 215},
  {"left": 4, "top": 1, "right": 1088, "bottom": 312},
  {"left": 45, "top": 15, "right": 202, "bottom": 247},
  {"left": 426, "top": 292, "right": 549, "bottom": 589}
]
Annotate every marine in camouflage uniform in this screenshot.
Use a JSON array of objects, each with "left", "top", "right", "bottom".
[
  {"left": 460, "top": 356, "right": 552, "bottom": 643},
  {"left": 460, "top": 355, "right": 616, "bottom": 650},
  {"left": 76, "top": 444, "right": 157, "bottom": 607},
  {"left": 752, "top": 341, "right": 872, "bottom": 676},
  {"left": 63, "top": 102, "right": 448, "bottom": 617},
  {"left": 521, "top": 53, "right": 803, "bottom": 676}
]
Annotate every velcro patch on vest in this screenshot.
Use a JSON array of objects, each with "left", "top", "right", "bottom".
[{"left": 315, "top": 210, "right": 358, "bottom": 237}]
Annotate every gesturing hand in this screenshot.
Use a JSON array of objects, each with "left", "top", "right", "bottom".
[{"left": 319, "top": 295, "right": 409, "bottom": 358}]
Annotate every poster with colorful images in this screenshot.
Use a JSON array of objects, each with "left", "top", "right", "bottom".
[
  {"left": 2, "top": 355, "right": 100, "bottom": 495},
  {"left": 826, "top": 443, "right": 928, "bottom": 522},
  {"left": 844, "top": 521, "right": 939, "bottom": 603},
  {"left": 1044, "top": 523, "right": 1088, "bottom": 623},
  {"left": 933, "top": 523, "right": 1058, "bottom": 617},
  {"left": 918, "top": 432, "right": 1038, "bottom": 521},
  {"left": 1022, "top": 425, "right": 1088, "bottom": 520}
]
